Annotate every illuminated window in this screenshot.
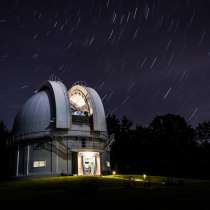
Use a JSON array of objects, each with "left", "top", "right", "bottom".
[
  {"left": 106, "top": 161, "right": 110, "bottom": 167},
  {"left": 33, "top": 161, "right": 46, "bottom": 168}
]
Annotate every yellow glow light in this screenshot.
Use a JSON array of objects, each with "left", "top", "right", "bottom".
[{"left": 70, "top": 94, "right": 86, "bottom": 107}]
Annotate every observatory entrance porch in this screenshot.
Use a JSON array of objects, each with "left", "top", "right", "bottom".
[{"left": 78, "top": 152, "right": 101, "bottom": 176}]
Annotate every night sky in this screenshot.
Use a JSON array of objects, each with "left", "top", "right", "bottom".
[{"left": 1, "top": 0, "right": 210, "bottom": 129}]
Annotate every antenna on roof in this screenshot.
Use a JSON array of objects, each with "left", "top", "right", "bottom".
[
  {"left": 49, "top": 73, "right": 55, "bottom": 81},
  {"left": 49, "top": 74, "right": 63, "bottom": 82},
  {"left": 72, "top": 81, "right": 88, "bottom": 87}
]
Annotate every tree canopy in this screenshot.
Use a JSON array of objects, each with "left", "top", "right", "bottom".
[{"left": 107, "top": 114, "right": 210, "bottom": 179}]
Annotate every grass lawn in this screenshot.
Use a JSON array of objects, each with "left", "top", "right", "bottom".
[{"left": 0, "top": 175, "right": 210, "bottom": 209}]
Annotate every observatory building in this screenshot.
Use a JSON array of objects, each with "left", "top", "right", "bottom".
[{"left": 9, "top": 80, "right": 113, "bottom": 176}]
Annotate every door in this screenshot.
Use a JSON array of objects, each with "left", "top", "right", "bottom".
[
  {"left": 78, "top": 152, "right": 101, "bottom": 175},
  {"left": 82, "top": 155, "right": 96, "bottom": 175}
]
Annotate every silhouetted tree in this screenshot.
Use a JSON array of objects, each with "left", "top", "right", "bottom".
[
  {"left": 149, "top": 114, "right": 195, "bottom": 147},
  {"left": 120, "top": 116, "right": 132, "bottom": 133},
  {"left": 106, "top": 114, "right": 120, "bottom": 136},
  {"left": 196, "top": 121, "right": 210, "bottom": 145},
  {"left": 106, "top": 113, "right": 210, "bottom": 178},
  {"left": 0, "top": 121, "right": 9, "bottom": 179},
  {"left": 106, "top": 114, "right": 121, "bottom": 171},
  {"left": 194, "top": 121, "right": 210, "bottom": 177},
  {"left": 148, "top": 114, "right": 196, "bottom": 176},
  {"left": 118, "top": 116, "right": 134, "bottom": 172}
]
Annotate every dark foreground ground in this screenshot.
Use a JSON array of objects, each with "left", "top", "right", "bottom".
[{"left": 0, "top": 175, "right": 210, "bottom": 209}]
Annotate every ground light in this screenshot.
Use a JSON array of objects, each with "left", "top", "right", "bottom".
[
  {"left": 112, "top": 170, "right": 116, "bottom": 175},
  {"left": 143, "top": 174, "right": 147, "bottom": 180}
]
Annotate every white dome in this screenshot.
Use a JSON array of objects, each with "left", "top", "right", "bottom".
[
  {"left": 13, "top": 91, "right": 51, "bottom": 136},
  {"left": 13, "top": 80, "right": 107, "bottom": 139}
]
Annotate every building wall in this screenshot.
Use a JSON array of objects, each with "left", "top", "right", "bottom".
[
  {"left": 18, "top": 144, "right": 28, "bottom": 176},
  {"left": 29, "top": 142, "right": 52, "bottom": 175},
  {"left": 16, "top": 139, "right": 73, "bottom": 176},
  {"left": 15, "top": 138, "right": 110, "bottom": 177},
  {"left": 53, "top": 140, "right": 72, "bottom": 175}
]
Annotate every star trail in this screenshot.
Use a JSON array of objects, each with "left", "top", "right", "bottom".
[{"left": 1, "top": 0, "right": 210, "bottom": 128}]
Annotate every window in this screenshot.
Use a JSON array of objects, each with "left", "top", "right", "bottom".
[
  {"left": 106, "top": 161, "right": 110, "bottom": 167},
  {"left": 33, "top": 161, "right": 46, "bottom": 168}
]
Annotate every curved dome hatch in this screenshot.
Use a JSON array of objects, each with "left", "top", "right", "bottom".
[
  {"left": 69, "top": 85, "right": 93, "bottom": 117},
  {"left": 68, "top": 84, "right": 107, "bottom": 132},
  {"left": 39, "top": 81, "right": 71, "bottom": 130}
]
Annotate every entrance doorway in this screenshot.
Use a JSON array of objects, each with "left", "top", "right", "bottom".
[
  {"left": 78, "top": 152, "right": 100, "bottom": 175},
  {"left": 83, "top": 155, "right": 95, "bottom": 175}
]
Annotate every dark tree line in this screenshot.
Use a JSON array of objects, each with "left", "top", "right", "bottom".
[
  {"left": 0, "top": 121, "right": 10, "bottom": 179},
  {"left": 107, "top": 114, "right": 210, "bottom": 179}
]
